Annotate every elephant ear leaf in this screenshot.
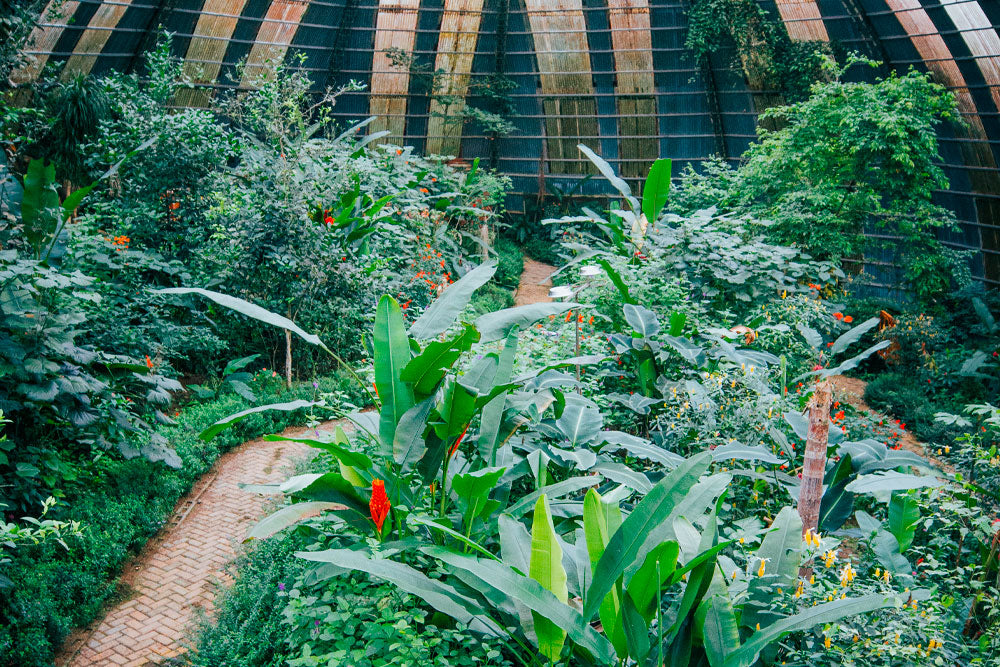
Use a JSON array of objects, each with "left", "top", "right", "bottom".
[
  {"left": 530, "top": 494, "right": 569, "bottom": 662},
  {"left": 829, "top": 317, "right": 880, "bottom": 356}
]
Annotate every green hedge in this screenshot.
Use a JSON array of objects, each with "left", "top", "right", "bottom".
[
  {"left": 0, "top": 373, "right": 364, "bottom": 667},
  {"left": 493, "top": 236, "right": 525, "bottom": 288}
]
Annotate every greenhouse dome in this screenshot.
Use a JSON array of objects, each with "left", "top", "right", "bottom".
[
  {"left": 12, "top": 0, "right": 1000, "bottom": 287},
  {"left": 3, "top": 3, "right": 1000, "bottom": 667}
]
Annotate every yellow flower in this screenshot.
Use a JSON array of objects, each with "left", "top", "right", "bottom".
[
  {"left": 824, "top": 636, "right": 831, "bottom": 649},
  {"left": 823, "top": 550, "right": 836, "bottom": 568},
  {"left": 756, "top": 623, "right": 760, "bottom": 631},
  {"left": 757, "top": 559, "right": 767, "bottom": 577},
  {"left": 839, "top": 564, "right": 856, "bottom": 586},
  {"left": 795, "top": 580, "right": 804, "bottom": 598},
  {"left": 809, "top": 574, "right": 815, "bottom": 585}
]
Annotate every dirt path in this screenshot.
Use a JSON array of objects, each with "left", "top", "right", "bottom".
[
  {"left": 57, "top": 421, "right": 347, "bottom": 667},
  {"left": 830, "top": 374, "right": 946, "bottom": 469},
  {"left": 514, "top": 258, "right": 556, "bottom": 306}
]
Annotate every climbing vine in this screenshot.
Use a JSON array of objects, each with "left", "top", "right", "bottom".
[{"left": 685, "top": 0, "right": 831, "bottom": 100}]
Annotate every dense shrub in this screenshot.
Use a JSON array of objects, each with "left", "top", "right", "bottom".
[{"left": 0, "top": 373, "right": 362, "bottom": 667}]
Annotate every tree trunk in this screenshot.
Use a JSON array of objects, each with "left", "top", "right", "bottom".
[{"left": 797, "top": 379, "right": 832, "bottom": 537}]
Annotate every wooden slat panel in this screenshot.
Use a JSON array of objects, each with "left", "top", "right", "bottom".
[
  {"left": 774, "top": 0, "right": 829, "bottom": 42},
  {"left": 938, "top": 0, "right": 1000, "bottom": 113},
  {"left": 174, "top": 0, "right": 251, "bottom": 108},
  {"left": 525, "top": 0, "right": 597, "bottom": 174},
  {"left": 61, "top": 0, "right": 135, "bottom": 78},
  {"left": 369, "top": 0, "right": 420, "bottom": 143},
  {"left": 608, "top": 0, "right": 656, "bottom": 177},
  {"left": 884, "top": 0, "right": 1000, "bottom": 283},
  {"left": 425, "top": 0, "right": 485, "bottom": 156},
  {"left": 11, "top": 1, "right": 79, "bottom": 85},
  {"left": 239, "top": 0, "right": 309, "bottom": 86}
]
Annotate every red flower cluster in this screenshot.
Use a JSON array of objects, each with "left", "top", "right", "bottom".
[{"left": 370, "top": 479, "right": 391, "bottom": 534}]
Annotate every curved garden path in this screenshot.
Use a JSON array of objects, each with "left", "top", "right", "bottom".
[
  {"left": 57, "top": 260, "right": 556, "bottom": 666},
  {"left": 514, "top": 257, "right": 555, "bottom": 306},
  {"left": 56, "top": 421, "right": 346, "bottom": 667}
]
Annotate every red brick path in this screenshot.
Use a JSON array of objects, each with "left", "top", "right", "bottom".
[{"left": 57, "top": 423, "right": 341, "bottom": 667}]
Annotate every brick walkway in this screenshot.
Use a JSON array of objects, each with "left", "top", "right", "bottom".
[{"left": 57, "top": 422, "right": 343, "bottom": 667}]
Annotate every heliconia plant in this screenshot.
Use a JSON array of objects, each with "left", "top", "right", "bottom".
[{"left": 157, "top": 264, "right": 905, "bottom": 666}]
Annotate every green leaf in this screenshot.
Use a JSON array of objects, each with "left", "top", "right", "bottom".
[
  {"left": 224, "top": 353, "right": 261, "bottom": 377},
  {"left": 623, "top": 304, "right": 659, "bottom": 337},
  {"left": 642, "top": 158, "right": 672, "bottom": 224},
  {"left": 247, "top": 501, "right": 343, "bottom": 540},
  {"left": 701, "top": 593, "right": 741, "bottom": 667},
  {"left": 584, "top": 452, "right": 711, "bottom": 622},
  {"left": 829, "top": 316, "right": 880, "bottom": 356},
  {"left": 409, "top": 260, "right": 498, "bottom": 340},
  {"left": 710, "top": 442, "right": 785, "bottom": 466},
  {"left": 263, "top": 431, "right": 372, "bottom": 469},
  {"left": 157, "top": 288, "right": 326, "bottom": 348},
  {"left": 375, "top": 295, "right": 414, "bottom": 448},
  {"left": 668, "top": 310, "right": 687, "bottom": 337},
  {"left": 433, "top": 378, "right": 478, "bottom": 441},
  {"left": 818, "top": 454, "right": 854, "bottom": 533},
  {"left": 298, "top": 548, "right": 504, "bottom": 636},
  {"left": 392, "top": 397, "right": 434, "bottom": 467},
  {"left": 577, "top": 143, "right": 635, "bottom": 207},
  {"left": 795, "top": 323, "right": 823, "bottom": 350},
  {"left": 453, "top": 467, "right": 506, "bottom": 531},
  {"left": 725, "top": 594, "right": 899, "bottom": 667},
  {"left": 744, "top": 506, "right": 801, "bottom": 631},
  {"left": 401, "top": 324, "right": 479, "bottom": 400},
  {"left": 583, "top": 489, "right": 627, "bottom": 658},
  {"left": 601, "top": 431, "right": 685, "bottom": 468},
  {"left": 597, "top": 259, "right": 637, "bottom": 305},
  {"left": 845, "top": 471, "right": 944, "bottom": 494},
  {"left": 555, "top": 395, "right": 603, "bottom": 447},
  {"left": 855, "top": 510, "right": 910, "bottom": 575},
  {"left": 21, "top": 160, "right": 59, "bottom": 250},
  {"left": 627, "top": 540, "right": 679, "bottom": 621},
  {"left": 198, "top": 400, "right": 318, "bottom": 441},
  {"left": 622, "top": 591, "right": 652, "bottom": 662},
  {"left": 424, "top": 546, "right": 616, "bottom": 663},
  {"left": 475, "top": 302, "right": 581, "bottom": 343},
  {"left": 530, "top": 495, "right": 568, "bottom": 661},
  {"left": 478, "top": 329, "right": 518, "bottom": 464},
  {"left": 888, "top": 491, "right": 920, "bottom": 552},
  {"left": 506, "top": 477, "right": 601, "bottom": 517}
]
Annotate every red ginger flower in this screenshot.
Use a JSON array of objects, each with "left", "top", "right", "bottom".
[
  {"left": 449, "top": 424, "right": 469, "bottom": 457},
  {"left": 369, "top": 479, "right": 390, "bottom": 533}
]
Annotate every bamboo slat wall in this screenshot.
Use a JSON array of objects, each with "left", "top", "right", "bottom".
[
  {"left": 11, "top": 0, "right": 80, "bottom": 85},
  {"left": 8, "top": 0, "right": 1000, "bottom": 287},
  {"left": 61, "top": 0, "right": 134, "bottom": 79},
  {"left": 175, "top": 0, "right": 252, "bottom": 107},
  {"left": 369, "top": 0, "right": 421, "bottom": 142},
  {"left": 607, "top": 0, "right": 657, "bottom": 178},
  {"left": 425, "top": 0, "right": 486, "bottom": 157},
  {"left": 525, "top": 0, "right": 599, "bottom": 174},
  {"left": 773, "top": 0, "right": 829, "bottom": 42},
  {"left": 240, "top": 0, "right": 311, "bottom": 86}
]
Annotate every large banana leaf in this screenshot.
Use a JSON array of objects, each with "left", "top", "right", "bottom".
[
  {"left": 623, "top": 304, "right": 660, "bottom": 337},
  {"left": 409, "top": 260, "right": 497, "bottom": 340},
  {"left": 577, "top": 143, "right": 637, "bottom": 209},
  {"left": 263, "top": 431, "right": 372, "bottom": 469},
  {"left": 198, "top": 399, "right": 319, "bottom": 441},
  {"left": 583, "top": 489, "right": 627, "bottom": 658},
  {"left": 530, "top": 495, "right": 569, "bottom": 661},
  {"left": 888, "top": 491, "right": 920, "bottom": 552},
  {"left": 375, "top": 295, "right": 414, "bottom": 447},
  {"left": 424, "top": 546, "right": 617, "bottom": 663},
  {"left": 829, "top": 316, "right": 880, "bottom": 356},
  {"left": 297, "top": 548, "right": 504, "bottom": 636},
  {"left": 601, "top": 431, "right": 684, "bottom": 468},
  {"left": 584, "top": 452, "right": 711, "bottom": 622},
  {"left": 555, "top": 395, "right": 603, "bottom": 447},
  {"left": 845, "top": 471, "right": 944, "bottom": 494},
  {"left": 478, "top": 329, "right": 518, "bottom": 464},
  {"left": 743, "top": 506, "right": 801, "bottom": 631},
  {"left": 700, "top": 591, "right": 741, "bottom": 667},
  {"left": 247, "top": 501, "right": 343, "bottom": 540},
  {"left": 157, "top": 288, "right": 326, "bottom": 349},
  {"left": 818, "top": 454, "right": 854, "bottom": 532},
  {"left": 392, "top": 397, "right": 435, "bottom": 467},
  {"left": 505, "top": 476, "right": 602, "bottom": 517},
  {"left": 476, "top": 302, "right": 580, "bottom": 342}
]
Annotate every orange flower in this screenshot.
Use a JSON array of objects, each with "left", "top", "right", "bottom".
[
  {"left": 833, "top": 312, "right": 844, "bottom": 320},
  {"left": 369, "top": 479, "right": 391, "bottom": 534},
  {"left": 324, "top": 216, "right": 333, "bottom": 224},
  {"left": 145, "top": 355, "right": 153, "bottom": 369},
  {"left": 843, "top": 315, "right": 853, "bottom": 323},
  {"left": 169, "top": 201, "right": 180, "bottom": 210}
]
